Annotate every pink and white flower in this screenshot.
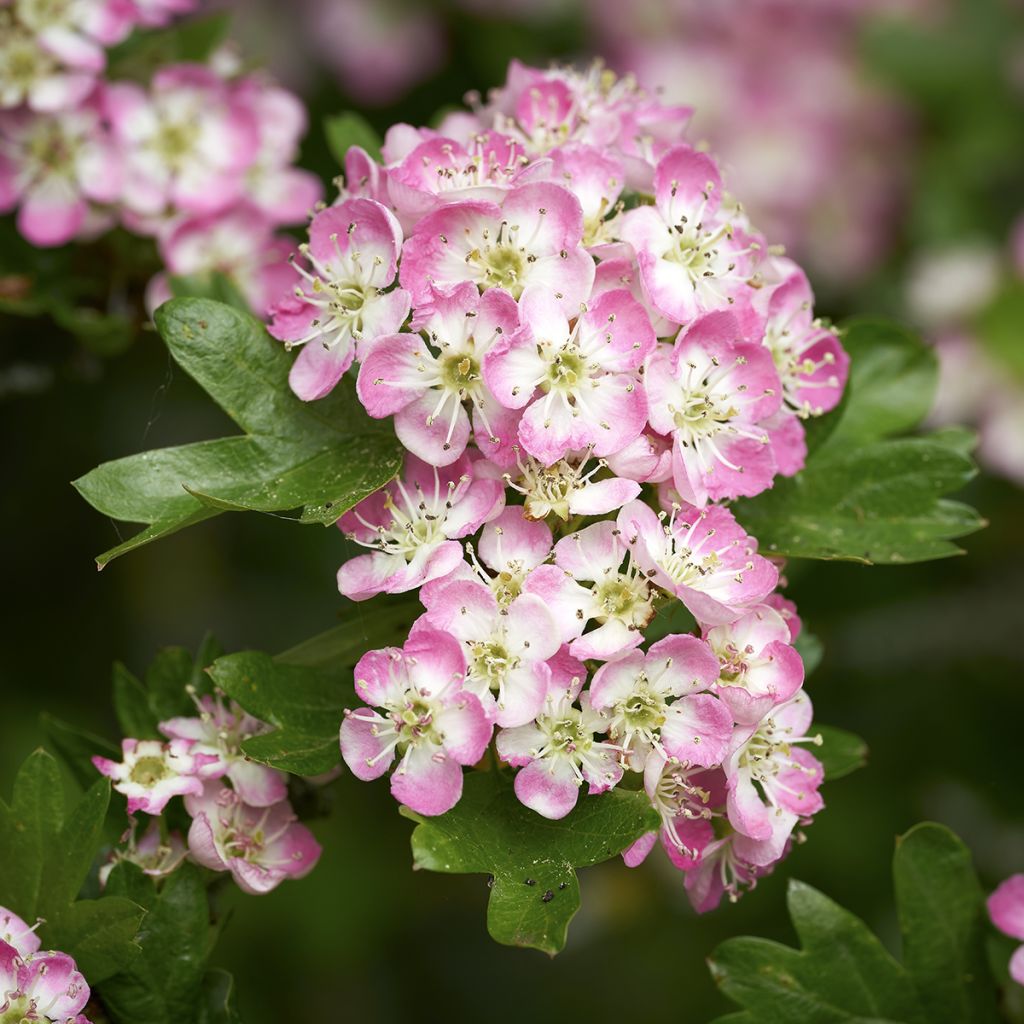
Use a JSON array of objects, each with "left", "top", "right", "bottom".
[
  {"left": 497, "top": 690, "right": 622, "bottom": 819},
  {"left": 619, "top": 144, "right": 761, "bottom": 324},
  {"left": 0, "top": 98, "right": 120, "bottom": 246},
  {"left": 645, "top": 311, "right": 784, "bottom": 507},
  {"left": 185, "top": 783, "right": 321, "bottom": 895},
  {"left": 357, "top": 283, "right": 519, "bottom": 466},
  {"left": 159, "top": 692, "right": 288, "bottom": 807},
  {"left": 340, "top": 630, "right": 491, "bottom": 815},
  {"left": 337, "top": 453, "right": 504, "bottom": 601},
  {"left": 0, "top": 941, "right": 91, "bottom": 1023},
  {"left": 589, "top": 634, "right": 729, "bottom": 769},
  {"left": 398, "top": 182, "right": 595, "bottom": 315},
  {"left": 618, "top": 499, "right": 778, "bottom": 627},
  {"left": 683, "top": 830, "right": 781, "bottom": 914},
  {"left": 485, "top": 286, "right": 654, "bottom": 465},
  {"left": 98, "top": 817, "right": 187, "bottom": 888},
  {"left": 416, "top": 579, "right": 560, "bottom": 727},
  {"left": 269, "top": 199, "right": 410, "bottom": 401},
  {"left": 0, "top": 908, "right": 40, "bottom": 957},
  {"left": 988, "top": 874, "right": 1024, "bottom": 985},
  {"left": 705, "top": 605, "right": 805, "bottom": 724},
  {"left": 92, "top": 738, "right": 219, "bottom": 815}
]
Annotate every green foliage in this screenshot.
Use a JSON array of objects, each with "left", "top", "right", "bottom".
[
  {"left": 734, "top": 319, "right": 984, "bottom": 563},
  {"left": 73, "top": 299, "right": 403, "bottom": 567},
  {"left": 708, "top": 823, "right": 1000, "bottom": 1024},
  {"left": 169, "top": 272, "right": 251, "bottom": 313},
  {"left": 324, "top": 111, "right": 384, "bottom": 165},
  {"left": 99, "top": 863, "right": 232, "bottom": 1024},
  {"left": 404, "top": 770, "right": 660, "bottom": 956},
  {"left": 106, "top": 13, "right": 233, "bottom": 80},
  {"left": 0, "top": 751, "right": 144, "bottom": 983},
  {"left": 815, "top": 726, "right": 868, "bottom": 781}
]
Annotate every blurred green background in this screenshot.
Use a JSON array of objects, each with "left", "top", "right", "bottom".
[{"left": 2, "top": 0, "right": 1024, "bottom": 1020}]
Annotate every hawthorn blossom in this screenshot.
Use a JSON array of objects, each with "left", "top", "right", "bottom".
[
  {"left": 485, "top": 286, "right": 654, "bottom": 464},
  {"left": 549, "top": 143, "right": 625, "bottom": 248},
  {"left": 185, "top": 783, "right": 321, "bottom": 895},
  {"left": 159, "top": 691, "right": 288, "bottom": 807},
  {"left": 0, "top": 908, "right": 40, "bottom": 957},
  {"left": 705, "top": 605, "right": 805, "bottom": 724},
  {"left": 416, "top": 578, "right": 560, "bottom": 727},
  {"left": 269, "top": 199, "right": 410, "bottom": 401},
  {"left": 645, "top": 311, "right": 784, "bottom": 507},
  {"left": 988, "top": 875, "right": 1024, "bottom": 985},
  {"left": 589, "top": 634, "right": 729, "bottom": 769},
  {"left": 725, "top": 692, "right": 824, "bottom": 853},
  {"left": 619, "top": 145, "right": 760, "bottom": 325},
  {"left": 0, "top": 98, "right": 121, "bottom": 246},
  {"left": 337, "top": 453, "right": 504, "bottom": 601},
  {"left": 683, "top": 830, "right": 780, "bottom": 914},
  {"left": 357, "top": 283, "right": 519, "bottom": 466},
  {"left": 618, "top": 499, "right": 778, "bottom": 627},
  {"left": 92, "top": 738, "right": 218, "bottom": 815},
  {"left": 98, "top": 818, "right": 187, "bottom": 888},
  {"left": 0, "top": 941, "right": 91, "bottom": 1023},
  {"left": 398, "top": 182, "right": 595, "bottom": 315},
  {"left": 340, "top": 630, "right": 491, "bottom": 815},
  {"left": 497, "top": 689, "right": 622, "bottom": 819}
]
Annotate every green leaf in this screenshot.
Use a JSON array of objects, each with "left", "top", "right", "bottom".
[
  {"left": 735, "top": 436, "right": 984, "bottom": 564},
  {"left": 168, "top": 272, "right": 250, "bottom": 313},
  {"left": 208, "top": 651, "right": 353, "bottom": 774},
  {"left": 200, "top": 969, "right": 243, "bottom": 1024},
  {"left": 406, "top": 770, "right": 659, "bottom": 955},
  {"left": 112, "top": 662, "right": 162, "bottom": 740},
  {"left": 815, "top": 726, "right": 868, "bottom": 781},
  {"left": 73, "top": 299, "right": 402, "bottom": 567},
  {"left": 893, "top": 823, "right": 1001, "bottom": 1024},
  {"left": 0, "top": 752, "right": 143, "bottom": 983},
  {"left": 709, "top": 881, "right": 927, "bottom": 1024},
  {"left": 39, "top": 713, "right": 119, "bottom": 791},
  {"left": 324, "top": 111, "right": 383, "bottom": 164},
  {"left": 794, "top": 630, "right": 824, "bottom": 677},
  {"left": 100, "top": 863, "right": 213, "bottom": 1024}
]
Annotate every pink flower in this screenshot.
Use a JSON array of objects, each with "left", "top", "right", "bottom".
[
  {"left": 415, "top": 578, "right": 560, "bottom": 727},
  {"left": 645, "top": 311, "right": 784, "bottom": 507},
  {"left": 340, "top": 631, "right": 492, "bottom": 815},
  {"left": 529, "top": 520, "right": 656, "bottom": 660},
  {"left": 724, "top": 692, "right": 824, "bottom": 848},
  {"left": 988, "top": 875, "right": 1024, "bottom": 985},
  {"left": 0, "top": 908, "right": 40, "bottom": 956},
  {"left": 619, "top": 145, "right": 761, "bottom": 324},
  {"left": 98, "top": 817, "right": 187, "bottom": 888},
  {"left": 589, "top": 634, "right": 729, "bottom": 769},
  {"left": 503, "top": 449, "right": 641, "bottom": 521},
  {"left": 337, "top": 453, "right": 504, "bottom": 601},
  {"left": 759, "top": 259, "right": 849, "bottom": 416},
  {"left": 604, "top": 430, "right": 673, "bottom": 485},
  {"left": 159, "top": 692, "right": 288, "bottom": 807},
  {"left": 683, "top": 830, "right": 781, "bottom": 914},
  {"left": 0, "top": 99, "right": 121, "bottom": 247},
  {"left": 128, "top": 0, "right": 199, "bottom": 28},
  {"left": 148, "top": 210, "right": 296, "bottom": 318},
  {"left": 0, "top": 941, "right": 91, "bottom": 1023},
  {"left": 496, "top": 690, "right": 622, "bottom": 820},
  {"left": 618, "top": 499, "right": 778, "bottom": 627},
  {"left": 185, "top": 783, "right": 321, "bottom": 895},
  {"left": 269, "top": 199, "right": 410, "bottom": 401},
  {"left": 357, "top": 283, "right": 519, "bottom": 466},
  {"left": 705, "top": 605, "right": 805, "bottom": 724},
  {"left": 92, "top": 738, "right": 219, "bottom": 816},
  {"left": 485, "top": 286, "right": 654, "bottom": 465},
  {"left": 398, "top": 182, "right": 595, "bottom": 315},
  {"left": 105, "top": 65, "right": 260, "bottom": 225},
  {"left": 549, "top": 143, "right": 625, "bottom": 248}
]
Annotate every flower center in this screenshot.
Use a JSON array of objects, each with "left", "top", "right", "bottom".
[
  {"left": 480, "top": 243, "right": 525, "bottom": 294},
  {"left": 594, "top": 572, "right": 653, "bottom": 626},
  {"left": 129, "top": 756, "right": 170, "bottom": 787},
  {"left": 469, "top": 640, "right": 517, "bottom": 690},
  {"left": 440, "top": 352, "right": 481, "bottom": 395},
  {"left": 546, "top": 712, "right": 588, "bottom": 755},
  {"left": 0, "top": 993, "right": 31, "bottom": 1024},
  {"left": 544, "top": 349, "right": 587, "bottom": 392}
]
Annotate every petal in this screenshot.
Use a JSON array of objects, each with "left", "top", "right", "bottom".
[
  {"left": 436, "top": 692, "right": 492, "bottom": 764},
  {"left": 622, "top": 830, "right": 658, "bottom": 868},
  {"left": 568, "top": 476, "right": 641, "bottom": 517},
  {"left": 227, "top": 760, "right": 289, "bottom": 807},
  {"left": 646, "top": 634, "right": 721, "bottom": 696},
  {"left": 988, "top": 876, "right": 1024, "bottom": 941},
  {"left": 495, "top": 722, "right": 546, "bottom": 767},
  {"left": 513, "top": 757, "right": 580, "bottom": 820},
  {"left": 339, "top": 710, "right": 395, "bottom": 780},
  {"left": 390, "top": 744, "right": 464, "bottom": 816},
  {"left": 661, "top": 694, "right": 733, "bottom": 767},
  {"left": 289, "top": 337, "right": 353, "bottom": 401},
  {"left": 186, "top": 812, "right": 228, "bottom": 871}
]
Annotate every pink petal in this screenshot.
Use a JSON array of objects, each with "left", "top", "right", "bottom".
[{"left": 513, "top": 757, "right": 580, "bottom": 820}]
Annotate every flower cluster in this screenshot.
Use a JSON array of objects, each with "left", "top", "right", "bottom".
[
  {"left": 0, "top": 906, "right": 91, "bottom": 1023},
  {"left": 266, "top": 60, "right": 849, "bottom": 913},
  {"left": 93, "top": 689, "right": 322, "bottom": 895},
  {"left": 0, "top": 7, "right": 321, "bottom": 315}
]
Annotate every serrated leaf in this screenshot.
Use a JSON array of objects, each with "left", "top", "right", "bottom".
[
  {"left": 406, "top": 770, "right": 659, "bottom": 955},
  {"left": 0, "top": 752, "right": 143, "bottom": 983},
  {"left": 815, "top": 726, "right": 868, "bottom": 781},
  {"left": 893, "top": 823, "right": 1001, "bottom": 1024},
  {"left": 73, "top": 299, "right": 402, "bottom": 567},
  {"left": 735, "top": 436, "right": 983, "bottom": 564},
  {"left": 324, "top": 111, "right": 383, "bottom": 164},
  {"left": 208, "top": 651, "right": 352, "bottom": 774},
  {"left": 709, "top": 880, "right": 926, "bottom": 1024},
  {"left": 100, "top": 863, "right": 212, "bottom": 1024}
]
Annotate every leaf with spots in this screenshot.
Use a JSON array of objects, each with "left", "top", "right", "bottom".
[
  {"left": 73, "top": 298, "right": 403, "bottom": 568},
  {"left": 404, "top": 769, "right": 659, "bottom": 956}
]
